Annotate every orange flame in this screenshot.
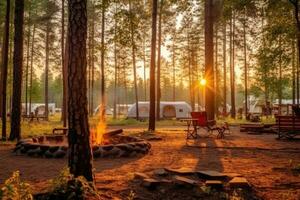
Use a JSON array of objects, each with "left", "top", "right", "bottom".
[{"left": 91, "top": 105, "right": 106, "bottom": 145}]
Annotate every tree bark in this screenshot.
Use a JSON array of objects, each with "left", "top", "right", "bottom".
[
  {"left": 100, "top": 0, "right": 106, "bottom": 120},
  {"left": 278, "top": 36, "right": 282, "bottom": 113},
  {"left": 172, "top": 34, "right": 176, "bottom": 102},
  {"left": 113, "top": 2, "right": 118, "bottom": 119},
  {"left": 205, "top": 0, "right": 215, "bottom": 120},
  {"left": 243, "top": 10, "right": 248, "bottom": 116},
  {"left": 67, "top": 0, "right": 93, "bottom": 182},
  {"left": 222, "top": 21, "right": 227, "bottom": 115},
  {"left": 156, "top": 0, "right": 163, "bottom": 120},
  {"left": 61, "top": 0, "right": 67, "bottom": 126},
  {"left": 229, "top": 10, "right": 236, "bottom": 119},
  {"left": 292, "top": 40, "right": 296, "bottom": 105},
  {"left": 129, "top": 0, "right": 139, "bottom": 120},
  {"left": 9, "top": 0, "right": 25, "bottom": 141},
  {"left": 143, "top": 36, "right": 147, "bottom": 101},
  {"left": 91, "top": 8, "right": 95, "bottom": 116},
  {"left": 25, "top": 6, "right": 32, "bottom": 116},
  {"left": 148, "top": 0, "right": 158, "bottom": 131},
  {"left": 44, "top": 24, "right": 49, "bottom": 120},
  {"left": 1, "top": 0, "right": 10, "bottom": 140},
  {"left": 290, "top": 0, "right": 300, "bottom": 105},
  {"left": 29, "top": 24, "right": 36, "bottom": 115},
  {"left": 215, "top": 23, "right": 219, "bottom": 116}
]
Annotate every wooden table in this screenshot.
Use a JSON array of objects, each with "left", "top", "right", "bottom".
[{"left": 180, "top": 118, "right": 199, "bottom": 142}]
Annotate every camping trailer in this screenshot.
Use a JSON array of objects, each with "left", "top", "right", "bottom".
[{"left": 127, "top": 101, "right": 192, "bottom": 119}]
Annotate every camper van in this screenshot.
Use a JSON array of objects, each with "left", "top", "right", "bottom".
[{"left": 127, "top": 101, "right": 192, "bottom": 119}]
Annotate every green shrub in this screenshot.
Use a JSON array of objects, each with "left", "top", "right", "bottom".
[
  {"left": 46, "top": 167, "right": 99, "bottom": 200},
  {"left": 0, "top": 171, "right": 33, "bottom": 200}
]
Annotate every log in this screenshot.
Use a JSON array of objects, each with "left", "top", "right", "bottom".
[{"left": 103, "top": 129, "right": 123, "bottom": 138}]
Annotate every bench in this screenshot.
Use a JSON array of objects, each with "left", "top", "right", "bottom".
[{"left": 273, "top": 115, "right": 300, "bottom": 139}]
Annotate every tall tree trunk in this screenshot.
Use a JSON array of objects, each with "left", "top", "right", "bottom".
[
  {"left": 229, "top": 10, "right": 236, "bottom": 119},
  {"left": 290, "top": 0, "right": 300, "bottom": 105},
  {"left": 44, "top": 24, "right": 49, "bottom": 120},
  {"left": 9, "top": 0, "right": 25, "bottom": 141},
  {"left": 143, "top": 36, "right": 147, "bottom": 101},
  {"left": 297, "top": 42, "right": 299, "bottom": 105},
  {"left": 91, "top": 10, "right": 95, "bottom": 117},
  {"left": 62, "top": 0, "right": 68, "bottom": 127},
  {"left": 156, "top": 0, "right": 163, "bottom": 120},
  {"left": 100, "top": 0, "right": 106, "bottom": 120},
  {"left": 129, "top": 0, "right": 139, "bottom": 120},
  {"left": 222, "top": 20, "right": 227, "bottom": 115},
  {"left": 29, "top": 24, "right": 36, "bottom": 115},
  {"left": 24, "top": 6, "right": 31, "bottom": 116},
  {"left": 113, "top": 2, "right": 117, "bottom": 119},
  {"left": 187, "top": 33, "right": 195, "bottom": 111},
  {"left": 148, "top": 0, "right": 158, "bottom": 131},
  {"left": 261, "top": 7, "right": 269, "bottom": 105},
  {"left": 215, "top": 23, "right": 219, "bottom": 116},
  {"left": 293, "top": 40, "right": 296, "bottom": 105},
  {"left": 243, "top": 10, "right": 248, "bottom": 116},
  {"left": 172, "top": 35, "right": 176, "bottom": 102},
  {"left": 67, "top": 0, "right": 93, "bottom": 182},
  {"left": 205, "top": 0, "right": 215, "bottom": 120},
  {"left": 278, "top": 36, "right": 282, "bottom": 113},
  {"left": 1, "top": 0, "right": 10, "bottom": 140},
  {"left": 87, "top": 12, "right": 92, "bottom": 116}
]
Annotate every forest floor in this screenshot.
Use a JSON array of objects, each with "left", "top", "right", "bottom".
[{"left": 0, "top": 125, "right": 300, "bottom": 199}]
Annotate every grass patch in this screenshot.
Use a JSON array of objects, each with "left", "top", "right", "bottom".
[{"left": 0, "top": 113, "right": 277, "bottom": 140}]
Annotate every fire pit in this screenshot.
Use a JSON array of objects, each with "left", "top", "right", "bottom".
[{"left": 14, "top": 130, "right": 151, "bottom": 158}]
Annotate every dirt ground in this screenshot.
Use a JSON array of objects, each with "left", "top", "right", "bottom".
[{"left": 1, "top": 126, "right": 300, "bottom": 200}]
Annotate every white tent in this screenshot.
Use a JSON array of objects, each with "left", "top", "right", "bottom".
[
  {"left": 93, "top": 105, "right": 113, "bottom": 115},
  {"left": 127, "top": 101, "right": 192, "bottom": 119}
]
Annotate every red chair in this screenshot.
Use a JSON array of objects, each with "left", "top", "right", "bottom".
[{"left": 190, "top": 112, "right": 225, "bottom": 139}]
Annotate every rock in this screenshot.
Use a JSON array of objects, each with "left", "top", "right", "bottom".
[
  {"left": 222, "top": 173, "right": 242, "bottom": 179},
  {"left": 141, "top": 178, "right": 161, "bottom": 189},
  {"left": 205, "top": 180, "right": 223, "bottom": 189},
  {"left": 165, "top": 167, "right": 196, "bottom": 175},
  {"left": 48, "top": 146, "right": 59, "bottom": 153},
  {"left": 102, "top": 145, "right": 114, "bottom": 151},
  {"left": 44, "top": 150, "right": 54, "bottom": 158},
  {"left": 27, "top": 148, "right": 42, "bottom": 156},
  {"left": 92, "top": 145, "right": 100, "bottom": 151},
  {"left": 173, "top": 175, "right": 198, "bottom": 186},
  {"left": 197, "top": 170, "right": 227, "bottom": 180},
  {"left": 146, "top": 136, "right": 162, "bottom": 141},
  {"left": 20, "top": 146, "right": 27, "bottom": 154},
  {"left": 134, "top": 172, "right": 150, "bottom": 180},
  {"left": 39, "top": 145, "right": 49, "bottom": 152},
  {"left": 93, "top": 149, "right": 102, "bottom": 158},
  {"left": 229, "top": 177, "right": 250, "bottom": 188},
  {"left": 115, "top": 144, "right": 133, "bottom": 152},
  {"left": 54, "top": 150, "right": 66, "bottom": 158},
  {"left": 153, "top": 168, "right": 168, "bottom": 176},
  {"left": 60, "top": 146, "right": 68, "bottom": 151}
]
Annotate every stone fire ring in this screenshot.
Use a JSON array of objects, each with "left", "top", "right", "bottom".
[{"left": 13, "top": 135, "right": 151, "bottom": 159}]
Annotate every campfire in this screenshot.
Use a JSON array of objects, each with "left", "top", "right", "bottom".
[{"left": 91, "top": 117, "right": 106, "bottom": 145}]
